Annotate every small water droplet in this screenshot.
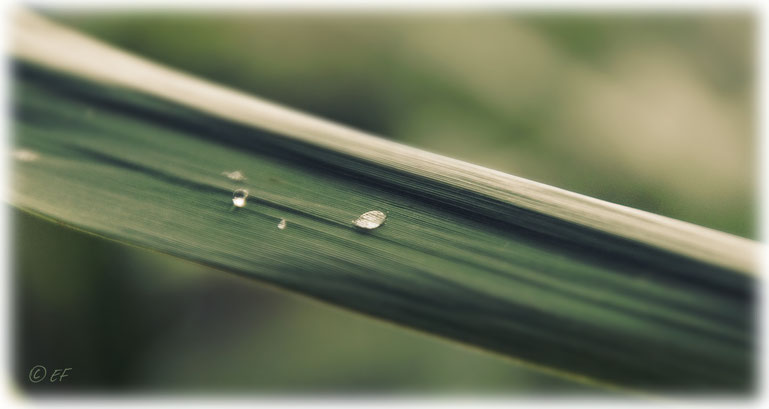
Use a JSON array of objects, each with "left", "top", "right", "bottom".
[
  {"left": 277, "top": 219, "right": 287, "bottom": 230},
  {"left": 221, "top": 170, "right": 247, "bottom": 181},
  {"left": 13, "top": 149, "right": 39, "bottom": 162},
  {"left": 353, "top": 210, "right": 386, "bottom": 230},
  {"left": 232, "top": 189, "right": 248, "bottom": 207}
]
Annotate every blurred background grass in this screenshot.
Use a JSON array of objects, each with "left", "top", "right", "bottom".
[{"left": 14, "top": 11, "right": 755, "bottom": 393}]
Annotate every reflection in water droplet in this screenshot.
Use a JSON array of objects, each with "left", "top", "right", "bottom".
[
  {"left": 13, "top": 149, "right": 39, "bottom": 162},
  {"left": 353, "top": 210, "right": 387, "bottom": 230},
  {"left": 232, "top": 189, "right": 248, "bottom": 207},
  {"left": 222, "top": 170, "right": 246, "bottom": 181},
  {"left": 277, "top": 219, "right": 287, "bottom": 230}
]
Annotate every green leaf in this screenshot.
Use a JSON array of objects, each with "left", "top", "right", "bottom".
[{"left": 11, "top": 10, "right": 756, "bottom": 393}]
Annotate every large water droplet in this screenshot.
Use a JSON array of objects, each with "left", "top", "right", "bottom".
[
  {"left": 232, "top": 189, "right": 248, "bottom": 207},
  {"left": 277, "top": 219, "right": 287, "bottom": 230},
  {"left": 353, "top": 210, "right": 386, "bottom": 230},
  {"left": 222, "top": 170, "right": 246, "bottom": 181}
]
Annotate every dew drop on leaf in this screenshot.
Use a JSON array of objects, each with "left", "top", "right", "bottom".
[
  {"left": 13, "top": 149, "right": 39, "bottom": 162},
  {"left": 221, "top": 170, "right": 246, "bottom": 181},
  {"left": 232, "top": 189, "right": 248, "bottom": 207},
  {"left": 353, "top": 210, "right": 387, "bottom": 230}
]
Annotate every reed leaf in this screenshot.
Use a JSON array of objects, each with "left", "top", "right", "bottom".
[{"left": 10, "top": 10, "right": 758, "bottom": 393}]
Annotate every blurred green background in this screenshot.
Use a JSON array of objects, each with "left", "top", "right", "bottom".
[{"left": 14, "top": 11, "right": 755, "bottom": 393}]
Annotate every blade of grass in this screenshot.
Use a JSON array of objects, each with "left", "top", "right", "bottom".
[{"left": 10, "top": 9, "right": 758, "bottom": 392}]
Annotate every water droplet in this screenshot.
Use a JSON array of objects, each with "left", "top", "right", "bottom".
[
  {"left": 221, "top": 170, "right": 247, "bottom": 181},
  {"left": 13, "top": 149, "right": 39, "bottom": 162},
  {"left": 277, "top": 219, "right": 287, "bottom": 230},
  {"left": 353, "top": 210, "right": 386, "bottom": 230},
  {"left": 232, "top": 189, "right": 248, "bottom": 207}
]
